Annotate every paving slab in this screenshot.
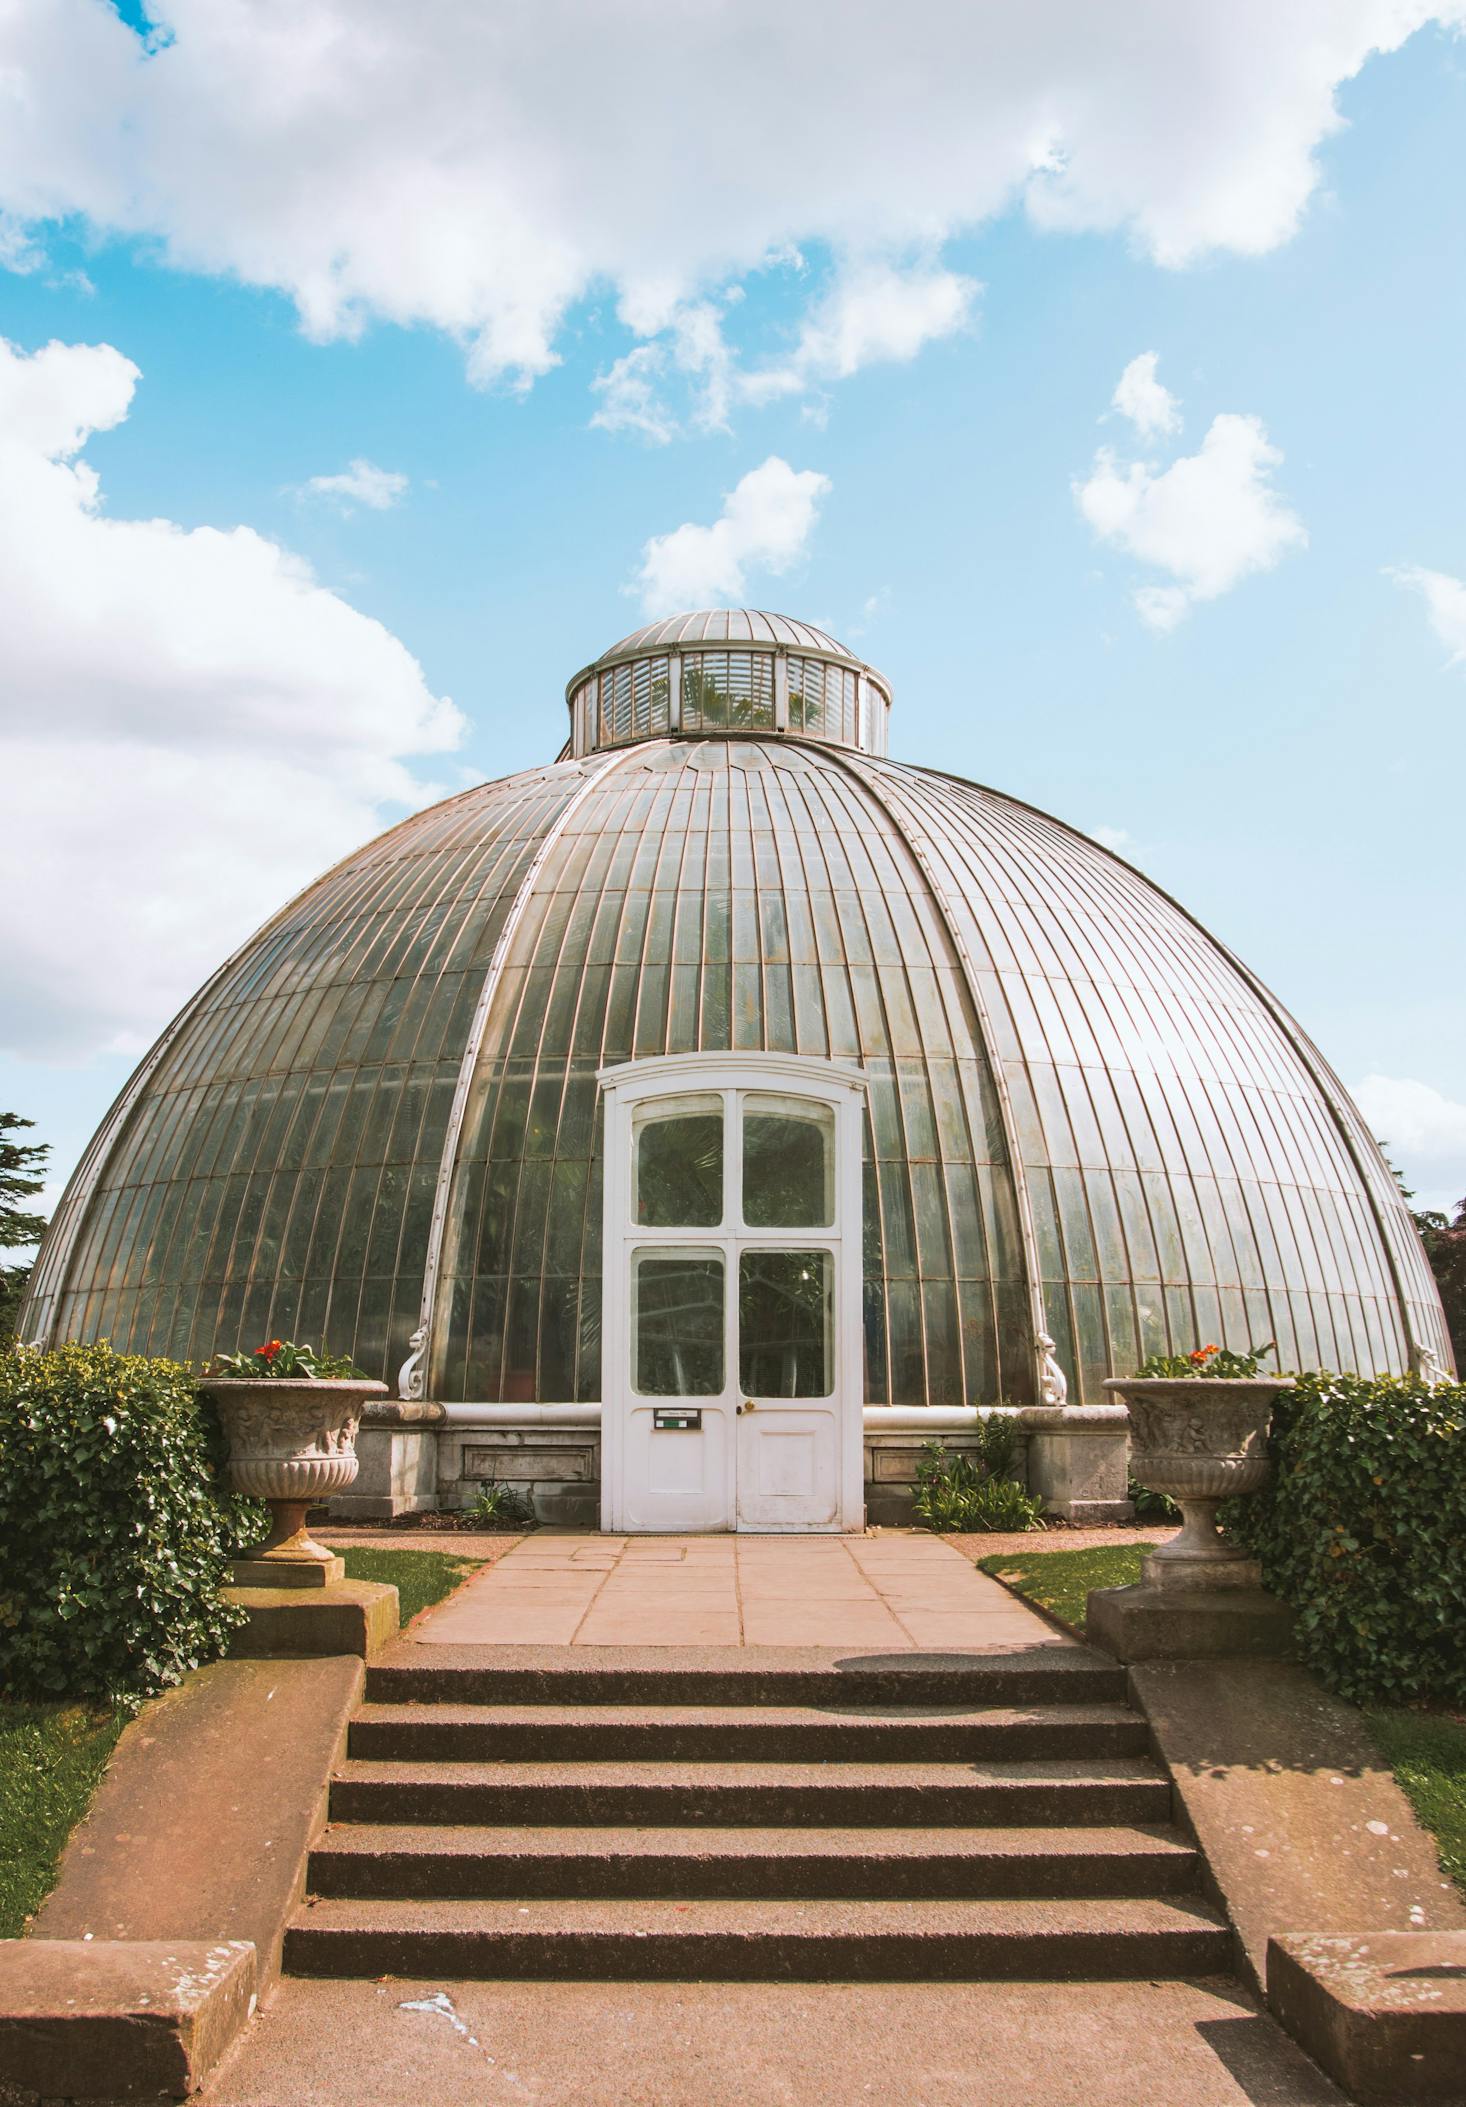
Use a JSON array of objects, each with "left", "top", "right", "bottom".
[
  {"left": 410, "top": 1533, "right": 1076, "bottom": 1649},
  {"left": 196, "top": 1974, "right": 1345, "bottom": 2105}
]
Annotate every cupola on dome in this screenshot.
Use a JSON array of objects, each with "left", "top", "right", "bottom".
[
  {"left": 25, "top": 609, "right": 1452, "bottom": 1426},
  {"left": 565, "top": 606, "right": 890, "bottom": 756}
]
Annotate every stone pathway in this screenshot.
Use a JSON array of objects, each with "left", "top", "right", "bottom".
[
  {"left": 410, "top": 1531, "right": 1074, "bottom": 1650},
  {"left": 199, "top": 1974, "right": 1342, "bottom": 2105}
]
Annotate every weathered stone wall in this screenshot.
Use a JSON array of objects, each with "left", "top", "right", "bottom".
[{"left": 335, "top": 1401, "right": 1132, "bottom": 1528}]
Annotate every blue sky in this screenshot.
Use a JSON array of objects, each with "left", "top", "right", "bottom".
[{"left": 2, "top": 1, "right": 1465, "bottom": 1223}]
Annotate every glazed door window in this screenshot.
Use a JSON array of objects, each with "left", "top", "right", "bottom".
[
  {"left": 741, "top": 1096, "right": 834, "bottom": 1228},
  {"left": 738, "top": 1249, "right": 832, "bottom": 1398},
  {"left": 633, "top": 1096, "right": 723, "bottom": 1227},
  {"left": 632, "top": 1250, "right": 725, "bottom": 1397}
]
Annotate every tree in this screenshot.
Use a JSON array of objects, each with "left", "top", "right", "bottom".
[
  {"left": 1410, "top": 1197, "right": 1466, "bottom": 1373},
  {"left": 1380, "top": 1142, "right": 1466, "bottom": 1374},
  {"left": 0, "top": 1112, "right": 50, "bottom": 1345}
]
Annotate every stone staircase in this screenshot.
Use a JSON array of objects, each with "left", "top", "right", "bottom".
[{"left": 283, "top": 1649, "right": 1231, "bottom": 1982}]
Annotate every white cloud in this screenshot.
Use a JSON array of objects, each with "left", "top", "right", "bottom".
[
  {"left": 0, "top": 336, "right": 463, "bottom": 1062},
  {"left": 591, "top": 300, "right": 736, "bottom": 443},
  {"left": 740, "top": 260, "right": 978, "bottom": 406},
  {"left": 1110, "top": 352, "right": 1181, "bottom": 438},
  {"left": 1075, "top": 384, "right": 1307, "bottom": 629},
  {"left": 1353, "top": 1074, "right": 1466, "bottom": 1211},
  {"left": 635, "top": 456, "right": 831, "bottom": 616},
  {"left": 301, "top": 458, "right": 408, "bottom": 511},
  {"left": 1, "top": 2, "right": 1459, "bottom": 395},
  {"left": 1089, "top": 824, "right": 1133, "bottom": 853},
  {"left": 1390, "top": 564, "right": 1466, "bottom": 664},
  {"left": 591, "top": 345, "right": 680, "bottom": 446}
]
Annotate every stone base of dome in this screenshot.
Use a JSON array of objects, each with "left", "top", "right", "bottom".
[{"left": 332, "top": 1400, "right": 1136, "bottom": 1533}]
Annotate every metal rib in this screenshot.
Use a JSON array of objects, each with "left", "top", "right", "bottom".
[
  {"left": 807, "top": 739, "right": 1050, "bottom": 1403},
  {"left": 399, "top": 741, "right": 653, "bottom": 1399}
]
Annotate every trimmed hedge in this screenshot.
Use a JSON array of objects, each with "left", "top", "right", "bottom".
[
  {"left": 0, "top": 1342, "right": 253, "bottom": 1703},
  {"left": 1222, "top": 1372, "right": 1466, "bottom": 1707}
]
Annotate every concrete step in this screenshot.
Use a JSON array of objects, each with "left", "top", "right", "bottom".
[
  {"left": 346, "top": 1701, "right": 1151, "bottom": 1765},
  {"left": 284, "top": 1893, "right": 1232, "bottom": 1981},
  {"left": 329, "top": 1758, "right": 1173, "bottom": 1830},
  {"left": 365, "top": 1649, "right": 1126, "bottom": 1711},
  {"left": 308, "top": 1821, "right": 1202, "bottom": 1901}
]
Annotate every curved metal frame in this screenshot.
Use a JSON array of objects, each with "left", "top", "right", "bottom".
[
  {"left": 897, "top": 753, "right": 1439, "bottom": 1370},
  {"left": 807, "top": 740, "right": 1053, "bottom": 1405},
  {"left": 19, "top": 802, "right": 483, "bottom": 1344},
  {"left": 396, "top": 741, "right": 653, "bottom": 1400}
]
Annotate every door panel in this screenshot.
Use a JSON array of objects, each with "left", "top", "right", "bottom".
[
  {"left": 623, "top": 1401, "right": 731, "bottom": 1531},
  {"left": 736, "top": 1246, "right": 839, "bottom": 1530}
]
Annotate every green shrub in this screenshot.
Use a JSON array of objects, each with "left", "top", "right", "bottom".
[
  {"left": 1221, "top": 1372, "right": 1466, "bottom": 1707},
  {"left": 465, "top": 1483, "right": 535, "bottom": 1527},
  {"left": 0, "top": 1342, "right": 252, "bottom": 1703},
  {"left": 911, "top": 1426, "right": 1046, "bottom": 1535}
]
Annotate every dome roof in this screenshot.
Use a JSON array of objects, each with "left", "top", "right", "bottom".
[
  {"left": 592, "top": 609, "right": 856, "bottom": 665},
  {"left": 27, "top": 729, "right": 1451, "bottom": 1406}
]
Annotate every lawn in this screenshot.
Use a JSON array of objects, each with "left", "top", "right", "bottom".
[
  {"left": 0, "top": 1701, "right": 128, "bottom": 1937},
  {"left": 976, "top": 1540, "right": 1148, "bottom": 1634},
  {"left": 1366, "top": 1707, "right": 1466, "bottom": 1900},
  {"left": 339, "top": 1545, "right": 483, "bottom": 1625}
]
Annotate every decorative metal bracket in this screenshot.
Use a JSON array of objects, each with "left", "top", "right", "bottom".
[
  {"left": 1036, "top": 1331, "right": 1069, "bottom": 1408},
  {"left": 396, "top": 1325, "right": 428, "bottom": 1402}
]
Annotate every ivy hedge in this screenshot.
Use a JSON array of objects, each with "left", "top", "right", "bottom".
[
  {"left": 1222, "top": 1371, "right": 1465, "bottom": 1707},
  {"left": 0, "top": 1342, "right": 254, "bottom": 1703}
]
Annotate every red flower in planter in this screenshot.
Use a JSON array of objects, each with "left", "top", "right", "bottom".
[
  {"left": 1189, "top": 1343, "right": 1220, "bottom": 1365},
  {"left": 257, "top": 1339, "right": 284, "bottom": 1361}
]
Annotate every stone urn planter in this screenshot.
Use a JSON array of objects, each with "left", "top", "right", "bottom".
[
  {"left": 199, "top": 1376, "right": 388, "bottom": 1584},
  {"left": 1104, "top": 1375, "right": 1290, "bottom": 1583}
]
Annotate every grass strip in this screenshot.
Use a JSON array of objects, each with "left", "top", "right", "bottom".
[
  {"left": 976, "top": 1542, "right": 1150, "bottom": 1635},
  {"left": 0, "top": 1701, "right": 128, "bottom": 1936},
  {"left": 1366, "top": 1706, "right": 1466, "bottom": 1900},
  {"left": 340, "top": 1545, "right": 483, "bottom": 1626}
]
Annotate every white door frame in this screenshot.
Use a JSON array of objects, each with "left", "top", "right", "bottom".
[{"left": 598, "top": 1052, "right": 867, "bottom": 1533}]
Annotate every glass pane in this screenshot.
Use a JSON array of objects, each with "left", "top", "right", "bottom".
[
  {"left": 739, "top": 1250, "right": 832, "bottom": 1397},
  {"left": 633, "top": 1251, "right": 724, "bottom": 1395},
  {"left": 634, "top": 1097, "right": 723, "bottom": 1225},
  {"left": 742, "top": 1096, "right": 834, "bottom": 1227}
]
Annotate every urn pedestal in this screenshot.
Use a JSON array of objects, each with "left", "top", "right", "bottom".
[
  {"left": 200, "top": 1377, "right": 388, "bottom": 1586},
  {"left": 1087, "top": 1375, "right": 1295, "bottom": 1661}
]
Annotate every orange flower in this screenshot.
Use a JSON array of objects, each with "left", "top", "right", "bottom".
[
  {"left": 1189, "top": 1343, "right": 1219, "bottom": 1365},
  {"left": 257, "top": 1339, "right": 284, "bottom": 1360}
]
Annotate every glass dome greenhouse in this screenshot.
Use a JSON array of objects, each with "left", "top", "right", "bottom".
[{"left": 24, "top": 608, "right": 1452, "bottom": 1416}]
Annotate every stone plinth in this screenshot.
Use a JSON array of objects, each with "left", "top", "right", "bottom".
[
  {"left": 1086, "top": 1578, "right": 1294, "bottom": 1661},
  {"left": 226, "top": 1578, "right": 399, "bottom": 1660},
  {"left": 232, "top": 1550, "right": 345, "bottom": 1588},
  {"left": 1269, "top": 1931, "right": 1466, "bottom": 2103},
  {"left": 0, "top": 1938, "right": 256, "bottom": 2100}
]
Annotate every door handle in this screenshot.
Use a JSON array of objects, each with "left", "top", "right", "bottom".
[{"left": 737, "top": 1399, "right": 756, "bottom": 1415}]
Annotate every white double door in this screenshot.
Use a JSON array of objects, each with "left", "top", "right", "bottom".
[{"left": 599, "top": 1056, "right": 866, "bottom": 1534}]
